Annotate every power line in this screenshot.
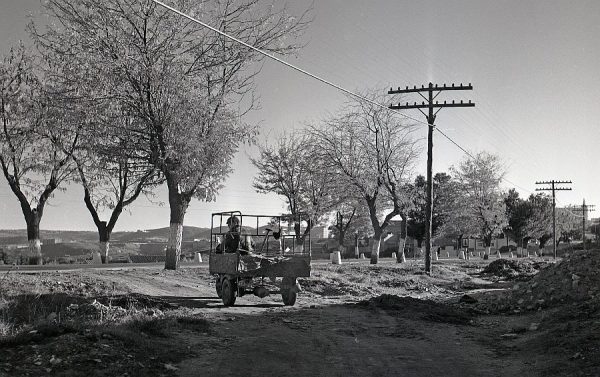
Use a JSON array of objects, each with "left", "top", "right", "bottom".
[
  {"left": 149, "top": 1, "right": 599, "bottom": 233},
  {"left": 151, "top": 0, "right": 426, "bottom": 130},
  {"left": 151, "top": 0, "right": 556, "bottom": 204},
  {"left": 150, "top": 0, "right": 493, "bottom": 170}
]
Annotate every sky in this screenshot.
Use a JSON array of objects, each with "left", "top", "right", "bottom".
[{"left": 1, "top": 0, "right": 599, "bottom": 231}]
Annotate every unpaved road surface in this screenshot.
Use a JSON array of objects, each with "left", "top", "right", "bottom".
[{"left": 1, "top": 255, "right": 599, "bottom": 376}]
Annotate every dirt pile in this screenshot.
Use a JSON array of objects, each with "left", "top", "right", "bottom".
[
  {"left": 481, "top": 258, "right": 543, "bottom": 280},
  {"left": 477, "top": 250, "right": 600, "bottom": 313},
  {"left": 509, "top": 250, "right": 600, "bottom": 309}
]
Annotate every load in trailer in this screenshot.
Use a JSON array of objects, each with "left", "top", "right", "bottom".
[{"left": 209, "top": 211, "right": 311, "bottom": 306}]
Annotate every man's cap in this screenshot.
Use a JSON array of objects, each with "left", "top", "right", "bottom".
[{"left": 226, "top": 215, "right": 240, "bottom": 226}]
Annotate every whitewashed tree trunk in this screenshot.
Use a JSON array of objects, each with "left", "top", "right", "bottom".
[
  {"left": 397, "top": 238, "right": 406, "bottom": 263},
  {"left": 99, "top": 241, "right": 109, "bottom": 263},
  {"left": 370, "top": 238, "right": 381, "bottom": 264},
  {"left": 165, "top": 222, "right": 183, "bottom": 270},
  {"left": 28, "top": 239, "right": 42, "bottom": 264}
]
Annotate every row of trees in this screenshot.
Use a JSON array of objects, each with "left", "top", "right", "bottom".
[
  {"left": 251, "top": 94, "right": 580, "bottom": 263},
  {"left": 1, "top": 0, "right": 579, "bottom": 267},
  {"left": 1, "top": 0, "right": 310, "bottom": 268}
]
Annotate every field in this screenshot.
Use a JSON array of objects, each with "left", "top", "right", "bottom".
[{"left": 1, "top": 252, "right": 599, "bottom": 377}]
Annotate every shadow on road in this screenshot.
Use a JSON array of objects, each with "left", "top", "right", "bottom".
[{"left": 154, "top": 295, "right": 284, "bottom": 309}]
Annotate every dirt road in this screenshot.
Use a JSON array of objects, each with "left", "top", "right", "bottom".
[
  {"left": 1, "top": 257, "right": 598, "bottom": 376},
  {"left": 175, "top": 301, "right": 524, "bottom": 377}
]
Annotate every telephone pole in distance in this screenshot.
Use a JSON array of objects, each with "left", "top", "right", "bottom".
[
  {"left": 572, "top": 199, "right": 595, "bottom": 251},
  {"left": 389, "top": 82, "right": 474, "bottom": 273},
  {"left": 535, "top": 180, "right": 572, "bottom": 258}
]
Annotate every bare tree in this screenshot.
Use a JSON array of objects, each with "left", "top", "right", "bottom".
[
  {"left": 450, "top": 151, "right": 507, "bottom": 257},
  {"left": 73, "top": 115, "right": 162, "bottom": 263},
  {"left": 34, "top": 0, "right": 311, "bottom": 269},
  {"left": 310, "top": 92, "right": 418, "bottom": 264},
  {"left": 328, "top": 197, "right": 371, "bottom": 255},
  {"left": 252, "top": 132, "right": 337, "bottom": 244},
  {"left": 0, "top": 45, "right": 79, "bottom": 263}
]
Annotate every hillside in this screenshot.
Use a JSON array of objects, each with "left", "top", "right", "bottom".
[
  {"left": 0, "top": 223, "right": 281, "bottom": 246},
  {"left": 0, "top": 226, "right": 212, "bottom": 246}
]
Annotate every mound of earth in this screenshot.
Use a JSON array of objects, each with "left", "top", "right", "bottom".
[
  {"left": 507, "top": 250, "right": 600, "bottom": 310},
  {"left": 476, "top": 250, "right": 600, "bottom": 314},
  {"left": 481, "top": 258, "right": 543, "bottom": 279}
]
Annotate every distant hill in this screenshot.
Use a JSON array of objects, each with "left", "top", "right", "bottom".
[
  {"left": 0, "top": 223, "right": 289, "bottom": 250},
  {"left": 0, "top": 226, "right": 212, "bottom": 246},
  {"left": 111, "top": 226, "right": 213, "bottom": 243}
]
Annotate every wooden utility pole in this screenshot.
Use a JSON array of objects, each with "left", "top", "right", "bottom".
[
  {"left": 388, "top": 83, "right": 474, "bottom": 273},
  {"left": 535, "top": 180, "right": 572, "bottom": 258},
  {"left": 572, "top": 199, "right": 595, "bottom": 250}
]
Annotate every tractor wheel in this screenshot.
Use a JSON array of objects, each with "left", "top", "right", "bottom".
[
  {"left": 215, "top": 275, "right": 223, "bottom": 298},
  {"left": 281, "top": 277, "right": 297, "bottom": 306},
  {"left": 221, "top": 277, "right": 237, "bottom": 306},
  {"left": 281, "top": 288, "right": 297, "bottom": 306}
]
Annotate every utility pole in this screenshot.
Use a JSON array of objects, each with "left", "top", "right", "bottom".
[
  {"left": 535, "top": 180, "right": 572, "bottom": 259},
  {"left": 388, "top": 83, "right": 474, "bottom": 273},
  {"left": 572, "top": 199, "right": 595, "bottom": 250}
]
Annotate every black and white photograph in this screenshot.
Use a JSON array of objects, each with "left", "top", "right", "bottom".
[{"left": 0, "top": 0, "right": 599, "bottom": 375}]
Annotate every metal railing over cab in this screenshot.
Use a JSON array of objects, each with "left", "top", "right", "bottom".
[{"left": 210, "top": 211, "right": 311, "bottom": 257}]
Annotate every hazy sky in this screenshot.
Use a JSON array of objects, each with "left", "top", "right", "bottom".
[{"left": 1, "top": 0, "right": 599, "bottom": 231}]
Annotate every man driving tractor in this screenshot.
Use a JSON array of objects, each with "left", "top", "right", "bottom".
[{"left": 216, "top": 215, "right": 254, "bottom": 255}]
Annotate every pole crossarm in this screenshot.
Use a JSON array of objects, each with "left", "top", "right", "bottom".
[
  {"left": 390, "top": 101, "right": 475, "bottom": 110},
  {"left": 572, "top": 201, "right": 595, "bottom": 210},
  {"left": 535, "top": 180, "right": 572, "bottom": 185},
  {"left": 536, "top": 187, "right": 572, "bottom": 191},
  {"left": 388, "top": 83, "right": 473, "bottom": 94}
]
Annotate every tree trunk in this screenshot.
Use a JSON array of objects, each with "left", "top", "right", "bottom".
[
  {"left": 338, "top": 230, "right": 346, "bottom": 250},
  {"left": 522, "top": 238, "right": 529, "bottom": 257},
  {"left": 397, "top": 217, "right": 407, "bottom": 263},
  {"left": 26, "top": 209, "right": 42, "bottom": 265},
  {"left": 457, "top": 235, "right": 464, "bottom": 257},
  {"left": 98, "top": 221, "right": 110, "bottom": 264},
  {"left": 293, "top": 221, "right": 311, "bottom": 245},
  {"left": 397, "top": 237, "right": 406, "bottom": 263},
  {"left": 483, "top": 235, "right": 493, "bottom": 256},
  {"left": 165, "top": 222, "right": 184, "bottom": 269},
  {"left": 164, "top": 181, "right": 191, "bottom": 270},
  {"left": 370, "top": 236, "right": 381, "bottom": 264}
]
